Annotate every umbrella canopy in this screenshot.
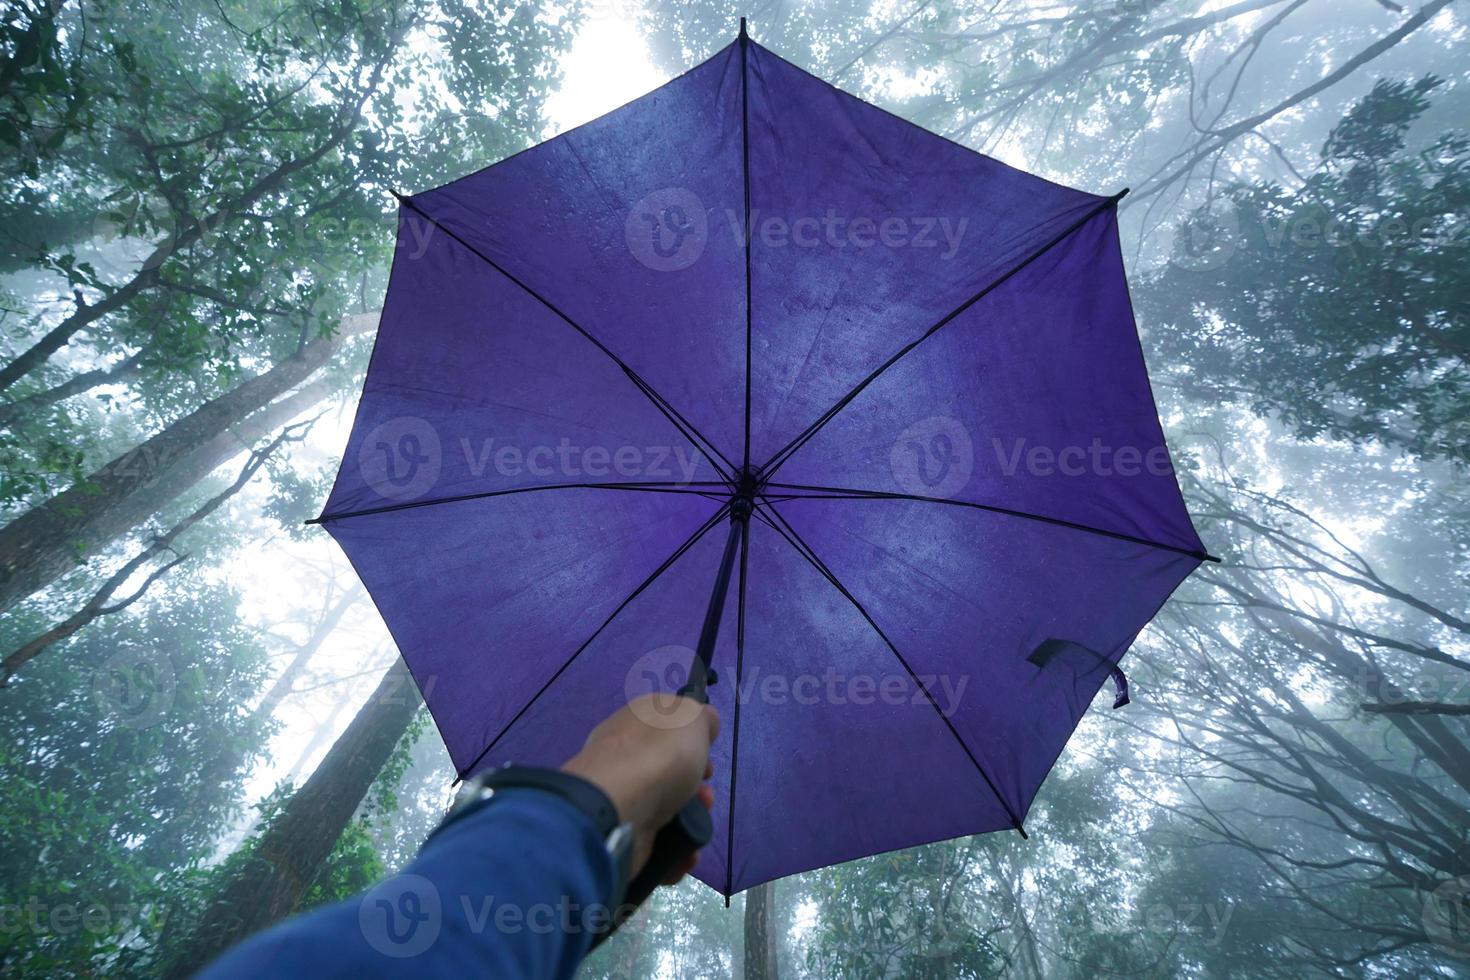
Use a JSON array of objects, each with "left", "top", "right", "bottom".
[{"left": 315, "top": 22, "right": 1212, "bottom": 896}]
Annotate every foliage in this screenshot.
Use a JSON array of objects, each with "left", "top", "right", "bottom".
[
  {"left": 2, "top": 1, "right": 1469, "bottom": 977},
  {"left": 1144, "top": 77, "right": 1470, "bottom": 465},
  {"left": 0, "top": 584, "right": 271, "bottom": 976}
]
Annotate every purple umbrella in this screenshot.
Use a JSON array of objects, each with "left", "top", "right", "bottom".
[{"left": 313, "top": 20, "right": 1213, "bottom": 901}]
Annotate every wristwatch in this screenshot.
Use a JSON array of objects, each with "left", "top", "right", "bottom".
[{"left": 428, "top": 764, "right": 635, "bottom": 914}]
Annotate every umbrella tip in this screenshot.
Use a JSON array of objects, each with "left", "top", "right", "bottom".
[
  {"left": 390, "top": 188, "right": 409, "bottom": 203},
  {"left": 739, "top": 16, "right": 748, "bottom": 40}
]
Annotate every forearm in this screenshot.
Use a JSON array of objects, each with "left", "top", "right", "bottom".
[{"left": 195, "top": 790, "right": 614, "bottom": 980}]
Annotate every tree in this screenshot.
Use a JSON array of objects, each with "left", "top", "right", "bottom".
[
  {"left": 167, "top": 657, "right": 424, "bottom": 974},
  {"left": 2, "top": 416, "right": 318, "bottom": 681},
  {"left": 0, "top": 0, "right": 575, "bottom": 619},
  {"left": 1143, "top": 77, "right": 1470, "bottom": 465},
  {"left": 0, "top": 312, "right": 373, "bottom": 615},
  {"left": 0, "top": 583, "right": 273, "bottom": 975},
  {"left": 1111, "top": 477, "right": 1470, "bottom": 973},
  {"left": 744, "top": 881, "right": 779, "bottom": 980}
]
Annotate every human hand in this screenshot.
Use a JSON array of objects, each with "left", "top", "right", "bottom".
[{"left": 560, "top": 694, "right": 719, "bottom": 884}]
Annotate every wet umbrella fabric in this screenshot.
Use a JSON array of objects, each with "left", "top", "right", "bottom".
[{"left": 316, "top": 29, "right": 1210, "bottom": 895}]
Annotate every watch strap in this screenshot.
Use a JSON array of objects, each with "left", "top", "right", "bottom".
[
  {"left": 425, "top": 765, "right": 634, "bottom": 928},
  {"left": 478, "top": 765, "right": 622, "bottom": 839}
]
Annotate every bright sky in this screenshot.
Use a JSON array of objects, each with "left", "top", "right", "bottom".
[{"left": 544, "top": 8, "right": 665, "bottom": 136}]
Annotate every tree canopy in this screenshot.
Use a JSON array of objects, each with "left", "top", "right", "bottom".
[{"left": 1, "top": 1, "right": 1466, "bottom": 976}]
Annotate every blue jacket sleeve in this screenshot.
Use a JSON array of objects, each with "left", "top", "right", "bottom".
[{"left": 195, "top": 788, "right": 615, "bottom": 980}]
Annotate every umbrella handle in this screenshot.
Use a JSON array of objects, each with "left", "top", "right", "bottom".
[
  {"left": 591, "top": 680, "right": 715, "bottom": 947},
  {"left": 590, "top": 507, "right": 748, "bottom": 948},
  {"left": 617, "top": 797, "right": 714, "bottom": 919}
]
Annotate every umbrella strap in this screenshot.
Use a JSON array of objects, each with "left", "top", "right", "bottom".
[
  {"left": 1108, "top": 664, "right": 1130, "bottom": 710},
  {"left": 1027, "top": 638, "right": 1130, "bottom": 710}
]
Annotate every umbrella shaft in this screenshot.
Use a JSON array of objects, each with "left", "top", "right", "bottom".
[{"left": 683, "top": 512, "right": 747, "bottom": 701}]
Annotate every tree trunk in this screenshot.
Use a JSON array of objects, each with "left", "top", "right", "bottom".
[
  {"left": 744, "top": 881, "right": 779, "bottom": 980},
  {"left": 0, "top": 347, "right": 147, "bottom": 429},
  {"left": 613, "top": 908, "right": 647, "bottom": 979},
  {"left": 167, "top": 656, "right": 421, "bottom": 976},
  {"left": 0, "top": 312, "right": 374, "bottom": 615},
  {"left": 1, "top": 425, "right": 304, "bottom": 683}
]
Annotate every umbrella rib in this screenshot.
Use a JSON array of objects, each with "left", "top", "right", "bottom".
[
  {"left": 623, "top": 369, "right": 737, "bottom": 485},
  {"left": 724, "top": 509, "right": 751, "bottom": 897},
  {"left": 393, "top": 193, "right": 737, "bottom": 484},
  {"left": 764, "top": 482, "right": 1221, "bottom": 563},
  {"left": 455, "top": 501, "right": 733, "bottom": 781},
  {"left": 751, "top": 496, "right": 1030, "bottom": 837},
  {"left": 308, "top": 481, "right": 728, "bottom": 525},
  {"left": 758, "top": 190, "right": 1127, "bottom": 480},
  {"left": 740, "top": 20, "right": 753, "bottom": 472}
]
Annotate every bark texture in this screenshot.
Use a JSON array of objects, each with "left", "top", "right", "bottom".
[{"left": 167, "top": 657, "right": 420, "bottom": 975}]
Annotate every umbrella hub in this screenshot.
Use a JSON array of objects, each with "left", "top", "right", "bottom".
[{"left": 730, "top": 466, "right": 761, "bottom": 520}]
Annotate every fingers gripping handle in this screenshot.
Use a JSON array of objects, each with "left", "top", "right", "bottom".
[
  {"left": 590, "top": 683, "right": 714, "bottom": 948},
  {"left": 623, "top": 795, "right": 713, "bottom": 908},
  {"left": 624, "top": 679, "right": 714, "bottom": 904}
]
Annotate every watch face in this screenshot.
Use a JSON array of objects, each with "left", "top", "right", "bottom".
[
  {"left": 606, "top": 821, "right": 634, "bottom": 860},
  {"left": 452, "top": 774, "right": 494, "bottom": 811},
  {"left": 605, "top": 821, "right": 635, "bottom": 910}
]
